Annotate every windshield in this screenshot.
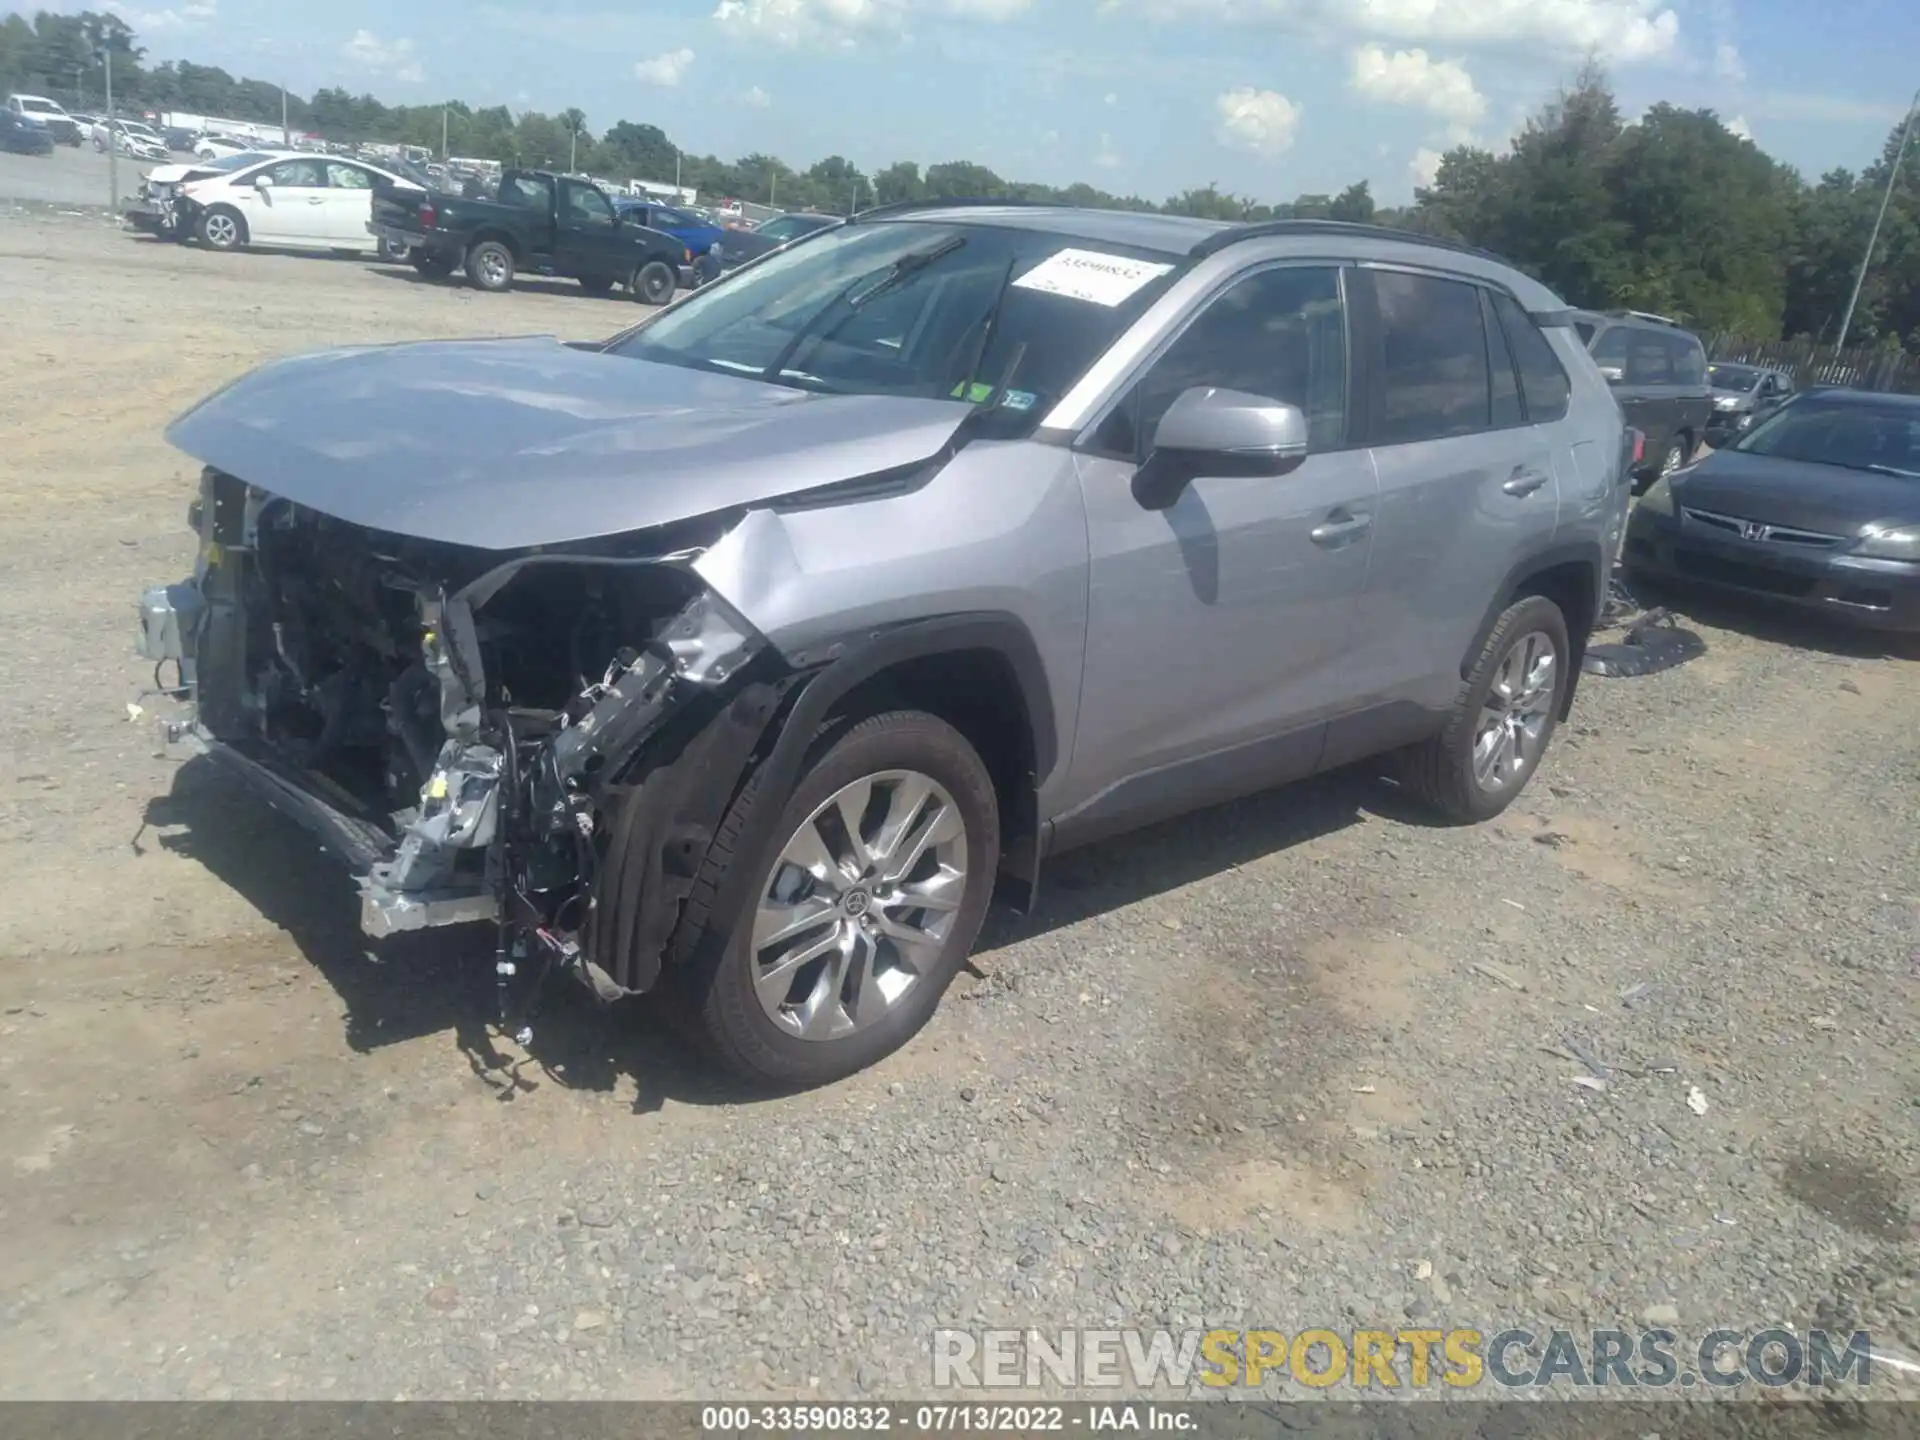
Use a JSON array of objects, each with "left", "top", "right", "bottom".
[
  {"left": 204, "top": 150, "right": 277, "bottom": 173},
  {"left": 1709, "top": 363, "right": 1763, "bottom": 391},
  {"left": 389, "top": 159, "right": 435, "bottom": 188},
  {"left": 20, "top": 98, "right": 61, "bottom": 115},
  {"left": 754, "top": 215, "right": 821, "bottom": 243},
  {"left": 608, "top": 219, "right": 1188, "bottom": 432},
  {"left": 1732, "top": 397, "right": 1920, "bottom": 477}
]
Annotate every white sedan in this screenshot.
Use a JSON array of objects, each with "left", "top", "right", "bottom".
[{"left": 174, "top": 154, "right": 428, "bottom": 256}]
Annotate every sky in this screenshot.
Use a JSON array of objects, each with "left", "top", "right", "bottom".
[{"left": 58, "top": 0, "right": 1920, "bottom": 204}]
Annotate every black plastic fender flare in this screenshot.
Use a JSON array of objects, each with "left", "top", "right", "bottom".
[
  {"left": 597, "top": 611, "right": 1058, "bottom": 993},
  {"left": 1458, "top": 539, "right": 1607, "bottom": 720}
]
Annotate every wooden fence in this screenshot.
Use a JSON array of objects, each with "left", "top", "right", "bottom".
[{"left": 1703, "top": 335, "right": 1920, "bottom": 395}]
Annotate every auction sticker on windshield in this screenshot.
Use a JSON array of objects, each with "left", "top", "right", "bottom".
[{"left": 1013, "top": 248, "right": 1175, "bottom": 307}]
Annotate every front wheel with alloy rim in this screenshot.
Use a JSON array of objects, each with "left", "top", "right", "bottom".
[
  {"left": 1661, "top": 436, "right": 1690, "bottom": 476},
  {"left": 197, "top": 206, "right": 245, "bottom": 251},
  {"left": 675, "top": 710, "right": 1000, "bottom": 1090},
  {"left": 1398, "top": 594, "right": 1570, "bottom": 823}
]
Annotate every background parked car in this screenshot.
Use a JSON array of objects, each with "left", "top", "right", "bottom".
[
  {"left": 96, "top": 119, "right": 169, "bottom": 161},
  {"left": 173, "top": 153, "right": 429, "bottom": 257},
  {"left": 371, "top": 168, "right": 688, "bottom": 300},
  {"left": 0, "top": 107, "right": 54, "bottom": 155},
  {"left": 703, "top": 209, "right": 842, "bottom": 279},
  {"left": 5, "top": 93, "right": 80, "bottom": 145},
  {"left": 1624, "top": 387, "right": 1920, "bottom": 633},
  {"left": 1704, "top": 360, "right": 1795, "bottom": 446},
  {"left": 611, "top": 196, "right": 725, "bottom": 286},
  {"left": 1570, "top": 308, "right": 1712, "bottom": 490}
]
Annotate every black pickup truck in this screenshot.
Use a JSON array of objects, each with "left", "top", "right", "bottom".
[{"left": 370, "top": 169, "right": 690, "bottom": 303}]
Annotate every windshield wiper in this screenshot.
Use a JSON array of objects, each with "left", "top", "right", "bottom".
[
  {"left": 761, "top": 236, "right": 968, "bottom": 384},
  {"left": 1863, "top": 462, "right": 1920, "bottom": 479}
]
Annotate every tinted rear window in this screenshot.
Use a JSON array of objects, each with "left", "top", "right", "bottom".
[
  {"left": 1491, "top": 291, "right": 1572, "bottom": 423},
  {"left": 1372, "top": 270, "right": 1491, "bottom": 443}
]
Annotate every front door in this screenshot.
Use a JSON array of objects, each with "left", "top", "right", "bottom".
[
  {"left": 1059, "top": 263, "right": 1377, "bottom": 839},
  {"left": 244, "top": 156, "right": 331, "bottom": 248},
  {"left": 555, "top": 179, "right": 623, "bottom": 278}
]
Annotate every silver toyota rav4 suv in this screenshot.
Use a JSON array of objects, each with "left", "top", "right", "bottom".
[{"left": 136, "top": 203, "right": 1630, "bottom": 1088}]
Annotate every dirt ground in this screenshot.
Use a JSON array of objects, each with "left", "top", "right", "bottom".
[{"left": 0, "top": 210, "right": 1916, "bottom": 1404}]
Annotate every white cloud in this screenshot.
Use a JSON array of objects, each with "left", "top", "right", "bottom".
[
  {"left": 1726, "top": 114, "right": 1752, "bottom": 141},
  {"left": 1713, "top": 40, "right": 1745, "bottom": 83},
  {"left": 1350, "top": 44, "right": 1485, "bottom": 125},
  {"left": 1104, "top": 92, "right": 1118, "bottom": 105},
  {"left": 1094, "top": 132, "right": 1121, "bottom": 168},
  {"left": 343, "top": 29, "right": 425, "bottom": 83},
  {"left": 634, "top": 47, "right": 696, "bottom": 84},
  {"left": 1120, "top": 0, "right": 1680, "bottom": 65},
  {"left": 108, "top": 0, "right": 215, "bottom": 29},
  {"left": 1409, "top": 146, "right": 1444, "bottom": 187},
  {"left": 741, "top": 84, "right": 772, "bottom": 107},
  {"left": 1214, "top": 87, "right": 1299, "bottom": 157},
  {"left": 713, "top": 0, "right": 906, "bottom": 46},
  {"left": 946, "top": 0, "right": 1029, "bottom": 15}
]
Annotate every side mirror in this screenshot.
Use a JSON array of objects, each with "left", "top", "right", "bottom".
[
  {"left": 1597, "top": 364, "right": 1624, "bottom": 384},
  {"left": 1132, "top": 386, "right": 1309, "bottom": 511},
  {"left": 253, "top": 173, "right": 274, "bottom": 189}
]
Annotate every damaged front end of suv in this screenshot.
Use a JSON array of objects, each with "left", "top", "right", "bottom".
[{"left": 140, "top": 463, "right": 797, "bottom": 1016}]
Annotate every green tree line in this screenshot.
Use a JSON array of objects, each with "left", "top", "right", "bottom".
[{"left": 5, "top": 10, "right": 1916, "bottom": 350}]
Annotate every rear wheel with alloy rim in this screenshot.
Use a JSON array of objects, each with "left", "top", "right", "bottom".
[
  {"left": 1399, "top": 594, "right": 1569, "bottom": 823},
  {"left": 675, "top": 710, "right": 1000, "bottom": 1089}
]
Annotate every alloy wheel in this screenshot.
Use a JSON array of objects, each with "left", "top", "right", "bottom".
[
  {"left": 750, "top": 769, "right": 968, "bottom": 1042},
  {"left": 203, "top": 213, "right": 237, "bottom": 248},
  {"left": 1472, "top": 630, "right": 1558, "bottom": 792}
]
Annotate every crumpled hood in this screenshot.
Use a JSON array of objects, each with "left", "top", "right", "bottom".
[{"left": 165, "top": 335, "right": 975, "bottom": 551}]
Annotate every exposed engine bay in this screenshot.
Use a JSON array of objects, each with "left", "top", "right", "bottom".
[{"left": 139, "top": 467, "right": 784, "bottom": 1024}]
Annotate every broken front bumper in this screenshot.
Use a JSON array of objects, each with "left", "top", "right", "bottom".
[{"left": 136, "top": 527, "right": 777, "bottom": 959}]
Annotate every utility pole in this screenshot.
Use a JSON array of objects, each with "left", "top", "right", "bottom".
[
  {"left": 569, "top": 124, "right": 577, "bottom": 172},
  {"left": 281, "top": 85, "right": 289, "bottom": 147},
  {"left": 103, "top": 39, "right": 117, "bottom": 209},
  {"left": 673, "top": 148, "right": 681, "bottom": 198},
  {"left": 1836, "top": 86, "right": 1920, "bottom": 353}
]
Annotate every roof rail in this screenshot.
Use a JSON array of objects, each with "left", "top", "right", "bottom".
[
  {"left": 1607, "top": 308, "right": 1684, "bottom": 327},
  {"left": 848, "top": 195, "right": 1055, "bottom": 221},
  {"left": 1189, "top": 218, "right": 1508, "bottom": 265}
]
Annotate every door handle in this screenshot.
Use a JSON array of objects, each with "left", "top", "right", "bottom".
[
  {"left": 1502, "top": 469, "right": 1550, "bottom": 497},
  {"left": 1309, "top": 512, "right": 1373, "bottom": 546}
]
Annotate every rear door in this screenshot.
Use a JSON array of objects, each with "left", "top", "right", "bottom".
[
  {"left": 1337, "top": 266, "right": 1562, "bottom": 736},
  {"left": 322, "top": 162, "right": 379, "bottom": 248},
  {"left": 555, "top": 179, "right": 624, "bottom": 278}
]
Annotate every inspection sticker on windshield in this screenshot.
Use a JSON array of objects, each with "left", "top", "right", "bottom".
[{"left": 1013, "top": 248, "right": 1174, "bottom": 307}]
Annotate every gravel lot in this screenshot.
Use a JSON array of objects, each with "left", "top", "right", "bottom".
[
  {"left": 0, "top": 209, "right": 1916, "bottom": 1405},
  {"left": 1, "top": 142, "right": 146, "bottom": 208}
]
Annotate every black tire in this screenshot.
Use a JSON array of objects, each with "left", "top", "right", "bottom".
[
  {"left": 1398, "top": 594, "right": 1571, "bottom": 824},
  {"left": 634, "top": 259, "right": 676, "bottom": 305},
  {"left": 577, "top": 273, "right": 616, "bottom": 296},
  {"left": 410, "top": 251, "right": 455, "bottom": 278},
  {"left": 465, "top": 238, "right": 515, "bottom": 292},
  {"left": 671, "top": 709, "right": 1001, "bottom": 1090},
  {"left": 196, "top": 204, "right": 246, "bottom": 251}
]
